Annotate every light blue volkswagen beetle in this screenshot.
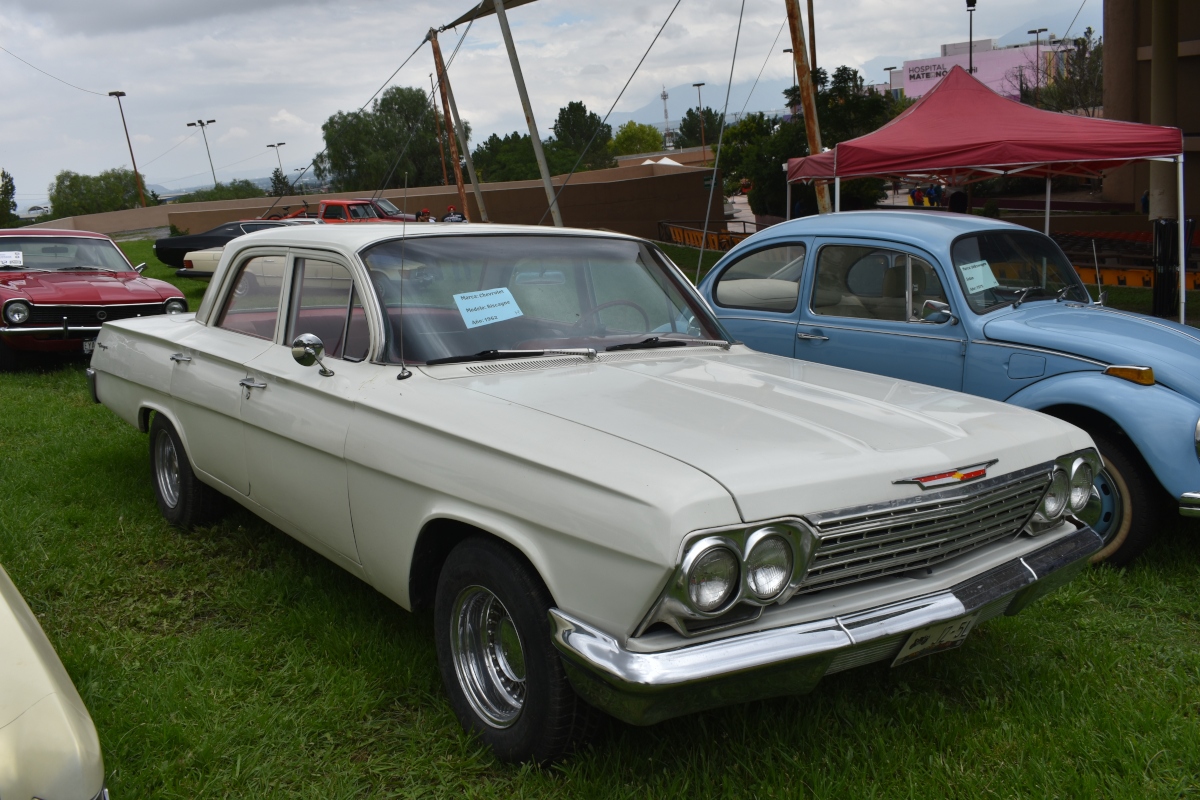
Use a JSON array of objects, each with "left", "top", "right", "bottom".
[{"left": 697, "top": 210, "right": 1200, "bottom": 565}]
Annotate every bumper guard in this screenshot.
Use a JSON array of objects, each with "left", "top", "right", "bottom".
[{"left": 1180, "top": 492, "right": 1200, "bottom": 518}]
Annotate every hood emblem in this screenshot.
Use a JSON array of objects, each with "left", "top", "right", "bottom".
[
  {"left": 96, "top": 310, "right": 108, "bottom": 321},
  {"left": 895, "top": 459, "right": 998, "bottom": 490}
]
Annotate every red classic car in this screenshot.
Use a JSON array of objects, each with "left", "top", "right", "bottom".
[{"left": 0, "top": 229, "right": 187, "bottom": 368}]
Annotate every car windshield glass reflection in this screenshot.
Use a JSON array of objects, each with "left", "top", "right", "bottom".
[
  {"left": 374, "top": 198, "right": 400, "bottom": 214},
  {"left": 951, "top": 231, "right": 1090, "bottom": 313},
  {"left": 360, "top": 235, "right": 723, "bottom": 364},
  {"left": 0, "top": 237, "right": 131, "bottom": 272}
]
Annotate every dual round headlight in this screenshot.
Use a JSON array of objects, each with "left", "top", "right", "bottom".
[
  {"left": 1068, "top": 459, "right": 1094, "bottom": 513},
  {"left": 685, "top": 533, "right": 796, "bottom": 614},
  {"left": 1040, "top": 468, "right": 1070, "bottom": 520},
  {"left": 164, "top": 299, "right": 187, "bottom": 315},
  {"left": 745, "top": 534, "right": 793, "bottom": 600},
  {"left": 1040, "top": 460, "right": 1096, "bottom": 523},
  {"left": 4, "top": 301, "right": 31, "bottom": 325},
  {"left": 687, "top": 546, "right": 739, "bottom": 612}
]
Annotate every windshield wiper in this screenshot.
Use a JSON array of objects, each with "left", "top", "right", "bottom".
[
  {"left": 59, "top": 265, "right": 117, "bottom": 273},
  {"left": 605, "top": 337, "right": 688, "bottom": 352},
  {"left": 425, "top": 348, "right": 597, "bottom": 366},
  {"left": 1011, "top": 287, "right": 1039, "bottom": 309}
]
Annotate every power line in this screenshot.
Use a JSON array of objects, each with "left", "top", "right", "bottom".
[
  {"left": 140, "top": 129, "right": 200, "bottom": 169},
  {"left": 738, "top": 19, "right": 786, "bottom": 118},
  {"left": 0, "top": 44, "right": 106, "bottom": 96},
  {"left": 1061, "top": 0, "right": 1088, "bottom": 41}
]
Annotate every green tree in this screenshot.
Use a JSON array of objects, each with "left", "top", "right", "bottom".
[
  {"left": 176, "top": 179, "right": 266, "bottom": 204},
  {"left": 471, "top": 132, "right": 542, "bottom": 182},
  {"left": 1039, "top": 27, "right": 1103, "bottom": 115},
  {"left": 270, "top": 167, "right": 291, "bottom": 197},
  {"left": 611, "top": 121, "right": 664, "bottom": 156},
  {"left": 47, "top": 168, "right": 147, "bottom": 218},
  {"left": 677, "top": 107, "right": 723, "bottom": 150},
  {"left": 550, "top": 101, "right": 615, "bottom": 171},
  {"left": 315, "top": 86, "right": 463, "bottom": 191},
  {"left": 0, "top": 169, "right": 17, "bottom": 228}
]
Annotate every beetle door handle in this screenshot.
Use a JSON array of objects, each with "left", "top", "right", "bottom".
[
  {"left": 238, "top": 377, "right": 267, "bottom": 390},
  {"left": 170, "top": 353, "right": 192, "bottom": 363},
  {"left": 796, "top": 332, "right": 829, "bottom": 341}
]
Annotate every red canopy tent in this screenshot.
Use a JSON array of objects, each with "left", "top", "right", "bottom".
[{"left": 785, "top": 65, "right": 1188, "bottom": 321}]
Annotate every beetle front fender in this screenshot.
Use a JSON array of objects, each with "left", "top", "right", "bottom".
[{"left": 1006, "top": 371, "right": 1200, "bottom": 500}]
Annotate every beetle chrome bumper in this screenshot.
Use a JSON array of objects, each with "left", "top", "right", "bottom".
[
  {"left": 550, "top": 526, "right": 1102, "bottom": 726},
  {"left": 1180, "top": 493, "right": 1200, "bottom": 518}
]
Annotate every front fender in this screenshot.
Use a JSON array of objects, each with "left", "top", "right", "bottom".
[{"left": 1006, "top": 371, "right": 1200, "bottom": 500}]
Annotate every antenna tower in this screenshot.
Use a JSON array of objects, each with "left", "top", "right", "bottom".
[{"left": 661, "top": 86, "right": 672, "bottom": 149}]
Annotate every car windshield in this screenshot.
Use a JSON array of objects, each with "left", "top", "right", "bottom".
[
  {"left": 360, "top": 234, "right": 725, "bottom": 364},
  {"left": 951, "top": 230, "right": 1090, "bottom": 313},
  {"left": 0, "top": 236, "right": 131, "bottom": 271},
  {"left": 374, "top": 198, "right": 400, "bottom": 214},
  {"left": 348, "top": 204, "right": 379, "bottom": 220}
]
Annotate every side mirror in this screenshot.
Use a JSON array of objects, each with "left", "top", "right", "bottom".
[
  {"left": 291, "top": 333, "right": 335, "bottom": 376},
  {"left": 920, "top": 299, "right": 957, "bottom": 325},
  {"left": 134, "top": 262, "right": 146, "bottom": 274},
  {"left": 1097, "top": 291, "right": 1108, "bottom": 307}
]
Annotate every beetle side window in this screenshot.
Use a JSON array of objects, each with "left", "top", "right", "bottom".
[
  {"left": 812, "top": 246, "right": 949, "bottom": 323},
  {"left": 712, "top": 242, "right": 806, "bottom": 312},
  {"left": 288, "top": 258, "right": 367, "bottom": 360},
  {"left": 216, "top": 256, "right": 286, "bottom": 340}
]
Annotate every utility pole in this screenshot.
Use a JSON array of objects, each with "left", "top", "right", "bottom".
[
  {"left": 439, "top": 55, "right": 490, "bottom": 222},
  {"left": 966, "top": 0, "right": 976, "bottom": 74},
  {"left": 267, "top": 142, "right": 285, "bottom": 172},
  {"left": 430, "top": 74, "right": 450, "bottom": 186},
  {"left": 427, "top": 31, "right": 471, "bottom": 220},
  {"left": 491, "top": 0, "right": 562, "bottom": 226},
  {"left": 807, "top": 0, "right": 817, "bottom": 71},
  {"left": 785, "top": 0, "right": 831, "bottom": 213},
  {"left": 108, "top": 91, "right": 147, "bottom": 207},
  {"left": 693, "top": 82, "right": 706, "bottom": 163},
  {"left": 187, "top": 119, "right": 218, "bottom": 187},
  {"left": 1027, "top": 27, "right": 1047, "bottom": 106}
]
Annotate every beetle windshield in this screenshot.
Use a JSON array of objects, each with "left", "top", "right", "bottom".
[
  {"left": 360, "top": 234, "right": 724, "bottom": 364},
  {"left": 951, "top": 230, "right": 1090, "bottom": 313},
  {"left": 0, "top": 236, "right": 131, "bottom": 271}
]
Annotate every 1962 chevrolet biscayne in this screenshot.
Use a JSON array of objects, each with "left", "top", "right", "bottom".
[{"left": 89, "top": 223, "right": 1102, "bottom": 761}]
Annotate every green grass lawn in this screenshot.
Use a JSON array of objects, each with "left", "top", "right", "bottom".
[{"left": 3, "top": 361, "right": 1199, "bottom": 797}]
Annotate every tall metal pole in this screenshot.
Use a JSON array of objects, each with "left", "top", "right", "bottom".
[
  {"left": 785, "top": 0, "right": 831, "bottom": 214},
  {"left": 967, "top": 0, "right": 975, "bottom": 74},
  {"left": 1178, "top": 155, "right": 1186, "bottom": 325},
  {"left": 1027, "top": 28, "right": 1047, "bottom": 106},
  {"left": 109, "top": 91, "right": 147, "bottom": 207},
  {"left": 806, "top": 0, "right": 817, "bottom": 72},
  {"left": 492, "top": 0, "right": 563, "bottom": 226},
  {"left": 427, "top": 31, "right": 471, "bottom": 221},
  {"left": 267, "top": 143, "right": 285, "bottom": 172},
  {"left": 430, "top": 74, "right": 450, "bottom": 186},
  {"left": 693, "top": 83, "right": 707, "bottom": 162},
  {"left": 441, "top": 61, "right": 491, "bottom": 222},
  {"left": 187, "top": 119, "right": 218, "bottom": 187}
]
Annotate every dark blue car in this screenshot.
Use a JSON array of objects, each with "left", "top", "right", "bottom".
[{"left": 697, "top": 210, "right": 1200, "bottom": 565}]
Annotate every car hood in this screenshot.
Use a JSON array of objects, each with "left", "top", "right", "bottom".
[
  {"left": 0, "top": 271, "right": 176, "bottom": 304},
  {"left": 451, "top": 349, "right": 1088, "bottom": 521},
  {"left": 983, "top": 303, "right": 1200, "bottom": 399}
]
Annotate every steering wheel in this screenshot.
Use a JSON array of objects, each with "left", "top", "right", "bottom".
[{"left": 574, "top": 300, "right": 651, "bottom": 332}]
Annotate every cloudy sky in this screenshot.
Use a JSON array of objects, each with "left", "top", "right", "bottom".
[{"left": 1, "top": 0, "right": 1099, "bottom": 207}]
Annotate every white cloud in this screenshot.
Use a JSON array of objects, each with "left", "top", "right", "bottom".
[
  {"left": 270, "top": 109, "right": 318, "bottom": 134},
  {"left": 217, "top": 126, "right": 249, "bottom": 144}
]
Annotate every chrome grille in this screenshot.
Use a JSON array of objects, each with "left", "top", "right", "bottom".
[
  {"left": 27, "top": 303, "right": 165, "bottom": 327},
  {"left": 799, "top": 464, "right": 1051, "bottom": 595}
]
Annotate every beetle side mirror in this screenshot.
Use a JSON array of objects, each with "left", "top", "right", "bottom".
[
  {"left": 134, "top": 262, "right": 146, "bottom": 274},
  {"left": 1097, "top": 291, "right": 1108, "bottom": 307},
  {"left": 920, "top": 299, "right": 958, "bottom": 325},
  {"left": 291, "top": 333, "right": 335, "bottom": 376}
]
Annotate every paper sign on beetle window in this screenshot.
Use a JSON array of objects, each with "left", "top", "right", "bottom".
[
  {"left": 453, "top": 287, "right": 524, "bottom": 329},
  {"left": 0, "top": 252, "right": 23, "bottom": 267},
  {"left": 957, "top": 259, "right": 999, "bottom": 294}
]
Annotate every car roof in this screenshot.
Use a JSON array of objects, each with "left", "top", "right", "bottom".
[
  {"left": 0, "top": 228, "right": 111, "bottom": 240},
  {"left": 749, "top": 210, "right": 1034, "bottom": 250}
]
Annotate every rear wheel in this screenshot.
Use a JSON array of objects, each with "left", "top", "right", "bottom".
[
  {"left": 434, "top": 536, "right": 598, "bottom": 763},
  {"left": 1083, "top": 430, "right": 1162, "bottom": 567},
  {"left": 148, "top": 415, "right": 225, "bottom": 529}
]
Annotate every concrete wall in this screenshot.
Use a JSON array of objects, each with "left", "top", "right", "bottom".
[{"left": 30, "top": 163, "right": 720, "bottom": 243}]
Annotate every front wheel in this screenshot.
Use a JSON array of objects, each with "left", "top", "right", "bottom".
[
  {"left": 1082, "top": 431, "right": 1162, "bottom": 567},
  {"left": 148, "top": 415, "right": 225, "bottom": 529},
  {"left": 434, "top": 537, "right": 598, "bottom": 763}
]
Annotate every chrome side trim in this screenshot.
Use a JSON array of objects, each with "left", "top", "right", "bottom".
[
  {"left": 0, "top": 326, "right": 103, "bottom": 334},
  {"left": 1180, "top": 492, "right": 1200, "bottom": 519},
  {"left": 803, "top": 321, "right": 962, "bottom": 342},
  {"left": 1195, "top": 418, "right": 1199, "bottom": 461},
  {"left": 551, "top": 526, "right": 1102, "bottom": 726},
  {"left": 969, "top": 339, "right": 1108, "bottom": 368}
]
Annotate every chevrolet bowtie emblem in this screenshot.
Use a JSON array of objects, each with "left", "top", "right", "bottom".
[{"left": 894, "top": 459, "right": 998, "bottom": 489}]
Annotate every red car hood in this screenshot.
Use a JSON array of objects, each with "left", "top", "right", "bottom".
[{"left": 0, "top": 272, "right": 177, "bottom": 304}]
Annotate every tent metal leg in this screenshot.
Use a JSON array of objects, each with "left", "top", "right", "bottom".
[
  {"left": 786, "top": 181, "right": 792, "bottom": 220},
  {"left": 835, "top": 177, "right": 840, "bottom": 213},
  {"left": 1180, "top": 155, "right": 1187, "bottom": 325},
  {"left": 1044, "top": 175, "right": 1051, "bottom": 235}
]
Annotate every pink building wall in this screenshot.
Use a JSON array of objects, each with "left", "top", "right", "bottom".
[{"left": 903, "top": 44, "right": 1063, "bottom": 99}]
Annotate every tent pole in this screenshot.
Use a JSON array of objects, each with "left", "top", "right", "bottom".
[
  {"left": 1044, "top": 174, "right": 1051, "bottom": 235},
  {"left": 835, "top": 177, "right": 840, "bottom": 213},
  {"left": 786, "top": 180, "right": 792, "bottom": 220},
  {"left": 1180, "top": 154, "right": 1187, "bottom": 325}
]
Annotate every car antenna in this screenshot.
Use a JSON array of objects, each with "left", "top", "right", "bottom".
[{"left": 397, "top": 172, "right": 412, "bottom": 380}]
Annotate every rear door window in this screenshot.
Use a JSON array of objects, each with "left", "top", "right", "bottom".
[
  {"left": 812, "top": 245, "right": 949, "bottom": 323},
  {"left": 712, "top": 242, "right": 807, "bottom": 312}
]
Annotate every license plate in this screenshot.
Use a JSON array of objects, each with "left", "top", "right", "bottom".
[
  {"left": 891, "top": 613, "right": 978, "bottom": 667},
  {"left": 82, "top": 340, "right": 96, "bottom": 354}
]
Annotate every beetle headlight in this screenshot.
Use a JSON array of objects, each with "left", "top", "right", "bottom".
[
  {"left": 4, "top": 300, "right": 31, "bottom": 325},
  {"left": 745, "top": 533, "right": 793, "bottom": 600},
  {"left": 164, "top": 298, "right": 187, "bottom": 314},
  {"left": 1040, "top": 468, "right": 1070, "bottom": 520},
  {"left": 687, "top": 546, "right": 739, "bottom": 612},
  {"left": 1068, "top": 459, "right": 1094, "bottom": 512}
]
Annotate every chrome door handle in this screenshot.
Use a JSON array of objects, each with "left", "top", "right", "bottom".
[
  {"left": 170, "top": 353, "right": 192, "bottom": 363},
  {"left": 238, "top": 377, "right": 268, "bottom": 390},
  {"left": 796, "top": 332, "right": 829, "bottom": 341}
]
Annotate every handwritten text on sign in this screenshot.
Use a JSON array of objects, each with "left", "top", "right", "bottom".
[
  {"left": 453, "top": 287, "right": 524, "bottom": 329},
  {"left": 957, "top": 259, "right": 1000, "bottom": 295},
  {"left": 0, "top": 251, "right": 24, "bottom": 267}
]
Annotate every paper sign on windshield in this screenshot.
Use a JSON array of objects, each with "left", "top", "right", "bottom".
[
  {"left": 453, "top": 287, "right": 524, "bottom": 329},
  {"left": 0, "top": 252, "right": 23, "bottom": 267},
  {"left": 957, "top": 259, "right": 999, "bottom": 294}
]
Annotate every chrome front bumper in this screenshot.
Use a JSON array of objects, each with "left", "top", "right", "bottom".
[
  {"left": 551, "top": 526, "right": 1102, "bottom": 726},
  {"left": 1181, "top": 493, "right": 1200, "bottom": 518}
]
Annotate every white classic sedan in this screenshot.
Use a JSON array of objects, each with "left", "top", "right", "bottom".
[{"left": 88, "top": 223, "right": 1103, "bottom": 762}]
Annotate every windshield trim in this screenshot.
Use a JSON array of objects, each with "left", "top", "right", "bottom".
[{"left": 949, "top": 230, "right": 1090, "bottom": 315}]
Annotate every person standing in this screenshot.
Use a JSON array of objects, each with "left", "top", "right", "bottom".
[{"left": 442, "top": 205, "right": 465, "bottom": 223}]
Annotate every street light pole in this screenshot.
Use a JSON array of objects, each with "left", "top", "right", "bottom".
[
  {"left": 783, "top": 49, "right": 797, "bottom": 89},
  {"left": 966, "top": 0, "right": 976, "bottom": 74},
  {"left": 693, "top": 82, "right": 706, "bottom": 163},
  {"left": 293, "top": 168, "right": 306, "bottom": 195},
  {"left": 108, "top": 91, "right": 147, "bottom": 208},
  {"left": 267, "top": 142, "right": 285, "bottom": 172},
  {"left": 187, "top": 119, "right": 218, "bottom": 187},
  {"left": 1027, "top": 28, "right": 1047, "bottom": 106}
]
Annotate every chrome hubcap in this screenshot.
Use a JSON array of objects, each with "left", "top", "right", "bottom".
[
  {"left": 154, "top": 430, "right": 181, "bottom": 509},
  {"left": 1080, "top": 467, "right": 1124, "bottom": 545},
  {"left": 450, "top": 585, "right": 526, "bottom": 728}
]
